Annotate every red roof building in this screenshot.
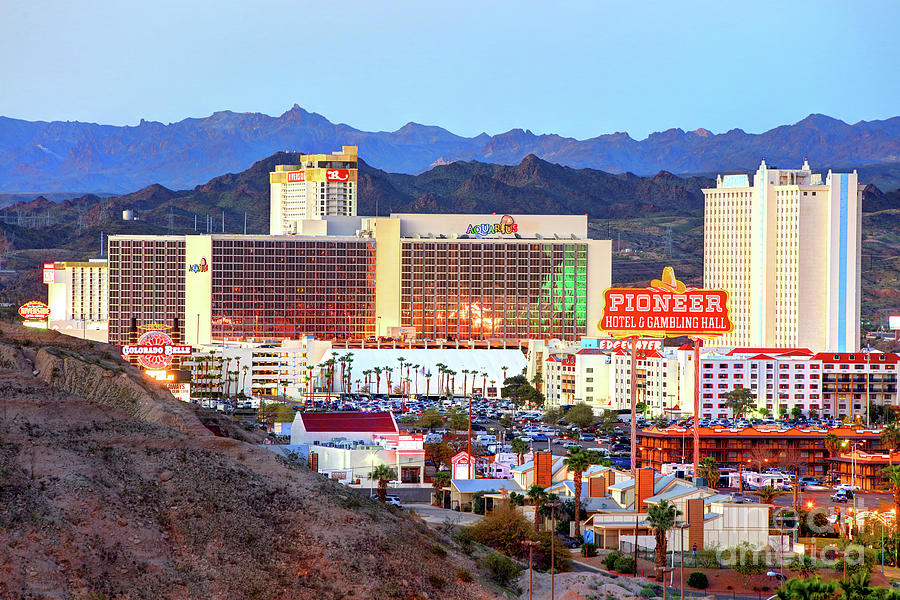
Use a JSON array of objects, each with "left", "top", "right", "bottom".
[{"left": 291, "top": 411, "right": 399, "bottom": 444}]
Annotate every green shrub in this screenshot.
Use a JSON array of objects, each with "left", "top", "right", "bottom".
[
  {"left": 640, "top": 586, "right": 656, "bottom": 597},
  {"left": 581, "top": 542, "right": 598, "bottom": 557},
  {"left": 687, "top": 572, "right": 709, "bottom": 589},
  {"left": 602, "top": 551, "right": 621, "bottom": 570},
  {"left": 456, "top": 567, "right": 473, "bottom": 583},
  {"left": 614, "top": 555, "right": 636, "bottom": 574},
  {"left": 481, "top": 552, "right": 522, "bottom": 587},
  {"left": 428, "top": 574, "right": 446, "bottom": 589}
]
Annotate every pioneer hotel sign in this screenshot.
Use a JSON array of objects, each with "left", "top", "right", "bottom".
[{"left": 600, "top": 267, "right": 733, "bottom": 338}]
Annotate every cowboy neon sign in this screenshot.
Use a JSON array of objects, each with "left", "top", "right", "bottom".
[{"left": 465, "top": 214, "right": 518, "bottom": 237}]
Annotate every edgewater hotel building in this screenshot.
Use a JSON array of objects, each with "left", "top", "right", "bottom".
[{"left": 107, "top": 214, "right": 611, "bottom": 348}]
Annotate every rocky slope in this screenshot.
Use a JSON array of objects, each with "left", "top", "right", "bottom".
[{"left": 0, "top": 324, "right": 496, "bottom": 599}]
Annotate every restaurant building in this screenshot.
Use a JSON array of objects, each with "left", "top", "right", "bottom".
[{"left": 107, "top": 214, "right": 611, "bottom": 349}]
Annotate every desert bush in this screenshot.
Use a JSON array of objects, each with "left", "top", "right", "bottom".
[
  {"left": 428, "top": 574, "right": 446, "bottom": 589},
  {"left": 614, "top": 555, "right": 635, "bottom": 574},
  {"left": 456, "top": 567, "right": 473, "bottom": 583},
  {"left": 687, "top": 572, "right": 709, "bottom": 589},
  {"left": 481, "top": 552, "right": 522, "bottom": 587},
  {"left": 466, "top": 503, "right": 534, "bottom": 557},
  {"left": 602, "top": 551, "right": 621, "bottom": 570},
  {"left": 581, "top": 542, "right": 598, "bottom": 557}
]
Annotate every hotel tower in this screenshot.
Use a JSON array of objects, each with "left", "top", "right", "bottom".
[{"left": 703, "top": 159, "right": 861, "bottom": 352}]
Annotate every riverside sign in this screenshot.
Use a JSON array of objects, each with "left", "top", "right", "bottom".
[{"left": 599, "top": 267, "right": 733, "bottom": 338}]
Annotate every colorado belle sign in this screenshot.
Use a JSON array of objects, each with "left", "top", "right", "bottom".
[
  {"left": 600, "top": 267, "right": 733, "bottom": 338},
  {"left": 122, "top": 330, "right": 191, "bottom": 370}
]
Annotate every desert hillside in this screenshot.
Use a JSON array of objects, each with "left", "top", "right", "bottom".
[{"left": 0, "top": 324, "right": 495, "bottom": 599}]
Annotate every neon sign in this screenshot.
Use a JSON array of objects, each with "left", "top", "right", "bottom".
[
  {"left": 19, "top": 301, "right": 51, "bottom": 320},
  {"left": 122, "top": 330, "right": 191, "bottom": 369},
  {"left": 188, "top": 257, "right": 208, "bottom": 273},
  {"left": 465, "top": 214, "right": 518, "bottom": 237},
  {"left": 287, "top": 171, "right": 306, "bottom": 182},
  {"left": 600, "top": 267, "right": 733, "bottom": 338}
]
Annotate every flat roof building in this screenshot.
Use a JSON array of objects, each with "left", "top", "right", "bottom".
[
  {"left": 703, "top": 160, "right": 862, "bottom": 352},
  {"left": 270, "top": 146, "right": 358, "bottom": 234},
  {"left": 107, "top": 214, "right": 611, "bottom": 349}
]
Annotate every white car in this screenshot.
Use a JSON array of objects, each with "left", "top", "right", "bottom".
[
  {"left": 372, "top": 494, "right": 403, "bottom": 507},
  {"left": 836, "top": 484, "right": 860, "bottom": 492},
  {"left": 563, "top": 442, "right": 582, "bottom": 449}
]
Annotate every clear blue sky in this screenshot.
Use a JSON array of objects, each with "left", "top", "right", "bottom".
[{"left": 1, "top": 0, "right": 898, "bottom": 140}]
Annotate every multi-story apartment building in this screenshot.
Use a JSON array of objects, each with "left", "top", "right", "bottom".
[
  {"left": 269, "top": 146, "right": 358, "bottom": 234},
  {"left": 533, "top": 340, "right": 898, "bottom": 420},
  {"left": 703, "top": 159, "right": 862, "bottom": 352},
  {"left": 698, "top": 348, "right": 898, "bottom": 420}
]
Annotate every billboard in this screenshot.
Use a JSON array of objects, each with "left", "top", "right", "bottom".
[
  {"left": 19, "top": 301, "right": 51, "bottom": 320},
  {"left": 890, "top": 316, "right": 900, "bottom": 331},
  {"left": 122, "top": 330, "right": 191, "bottom": 369},
  {"left": 42, "top": 263, "right": 55, "bottom": 284},
  {"left": 599, "top": 267, "right": 733, "bottom": 338},
  {"left": 287, "top": 171, "right": 306, "bottom": 182},
  {"left": 325, "top": 169, "right": 350, "bottom": 181}
]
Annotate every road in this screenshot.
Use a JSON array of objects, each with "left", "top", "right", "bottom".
[{"left": 406, "top": 503, "right": 484, "bottom": 526}]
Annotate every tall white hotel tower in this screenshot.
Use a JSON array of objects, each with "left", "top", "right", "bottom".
[{"left": 703, "top": 159, "right": 861, "bottom": 352}]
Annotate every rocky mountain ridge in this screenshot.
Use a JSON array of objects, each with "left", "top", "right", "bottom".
[{"left": 4, "top": 105, "right": 900, "bottom": 193}]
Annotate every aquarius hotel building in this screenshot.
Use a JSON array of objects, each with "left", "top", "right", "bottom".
[{"left": 107, "top": 213, "right": 611, "bottom": 348}]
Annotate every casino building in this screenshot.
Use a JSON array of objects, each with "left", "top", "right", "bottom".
[{"left": 107, "top": 214, "right": 611, "bottom": 349}]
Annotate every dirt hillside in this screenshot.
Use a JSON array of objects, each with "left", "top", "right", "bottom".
[{"left": 0, "top": 324, "right": 498, "bottom": 599}]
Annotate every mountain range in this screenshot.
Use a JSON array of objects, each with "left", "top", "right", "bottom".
[
  {"left": 4, "top": 105, "right": 900, "bottom": 194},
  {"left": 0, "top": 153, "right": 714, "bottom": 241}
]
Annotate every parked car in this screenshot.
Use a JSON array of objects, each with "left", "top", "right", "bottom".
[
  {"left": 799, "top": 476, "right": 823, "bottom": 486},
  {"left": 372, "top": 494, "right": 403, "bottom": 507},
  {"left": 836, "top": 484, "right": 860, "bottom": 492},
  {"left": 580, "top": 434, "right": 596, "bottom": 442},
  {"left": 831, "top": 490, "right": 852, "bottom": 503},
  {"left": 563, "top": 442, "right": 582, "bottom": 449}
]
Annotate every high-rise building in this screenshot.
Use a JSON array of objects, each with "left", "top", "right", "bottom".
[
  {"left": 43, "top": 259, "right": 109, "bottom": 342},
  {"left": 703, "top": 159, "right": 861, "bottom": 351},
  {"left": 269, "top": 146, "right": 358, "bottom": 234},
  {"left": 107, "top": 214, "right": 611, "bottom": 348}
]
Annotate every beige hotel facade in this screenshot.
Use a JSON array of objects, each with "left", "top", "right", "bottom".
[{"left": 703, "top": 159, "right": 862, "bottom": 352}]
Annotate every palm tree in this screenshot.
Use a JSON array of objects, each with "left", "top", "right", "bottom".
[
  {"left": 698, "top": 456, "right": 721, "bottom": 488},
  {"left": 754, "top": 484, "right": 787, "bottom": 504},
  {"left": 461, "top": 369, "right": 470, "bottom": 397},
  {"left": 526, "top": 484, "right": 548, "bottom": 532},
  {"left": 563, "top": 447, "right": 599, "bottom": 536},
  {"left": 449, "top": 370, "right": 456, "bottom": 396},
  {"left": 646, "top": 499, "right": 680, "bottom": 580},
  {"left": 481, "top": 371, "right": 488, "bottom": 397},
  {"left": 412, "top": 364, "right": 420, "bottom": 395},
  {"left": 432, "top": 471, "right": 451, "bottom": 507},
  {"left": 368, "top": 464, "right": 397, "bottom": 502},
  {"left": 397, "top": 357, "right": 406, "bottom": 393},
  {"left": 435, "top": 363, "right": 446, "bottom": 395},
  {"left": 824, "top": 433, "right": 842, "bottom": 460},
  {"left": 881, "top": 465, "right": 900, "bottom": 519},
  {"left": 501, "top": 365, "right": 509, "bottom": 384},
  {"left": 241, "top": 364, "right": 249, "bottom": 396},
  {"left": 839, "top": 570, "right": 872, "bottom": 600},
  {"left": 489, "top": 379, "right": 496, "bottom": 398},
  {"left": 373, "top": 366, "right": 383, "bottom": 395},
  {"left": 775, "top": 577, "right": 838, "bottom": 600},
  {"left": 511, "top": 438, "right": 529, "bottom": 466},
  {"left": 882, "top": 425, "right": 900, "bottom": 467},
  {"left": 385, "top": 366, "right": 393, "bottom": 395},
  {"left": 425, "top": 372, "right": 432, "bottom": 398}
]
